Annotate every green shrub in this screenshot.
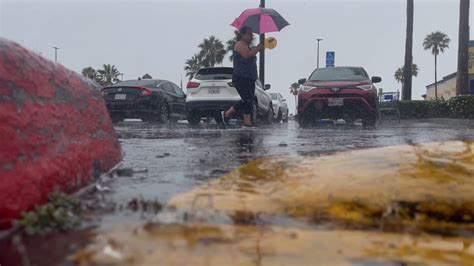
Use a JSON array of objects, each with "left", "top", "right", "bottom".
[
  {"left": 398, "top": 96, "right": 473, "bottom": 119},
  {"left": 16, "top": 192, "right": 82, "bottom": 235},
  {"left": 447, "top": 96, "right": 474, "bottom": 119}
]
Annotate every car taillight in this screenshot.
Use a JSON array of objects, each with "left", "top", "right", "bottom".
[
  {"left": 141, "top": 89, "right": 153, "bottom": 96},
  {"left": 187, "top": 81, "right": 200, "bottom": 89}
]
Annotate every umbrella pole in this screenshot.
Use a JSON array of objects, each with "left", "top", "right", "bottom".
[{"left": 259, "top": 0, "right": 265, "bottom": 86}]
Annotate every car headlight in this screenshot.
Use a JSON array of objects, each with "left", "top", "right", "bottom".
[
  {"left": 301, "top": 85, "right": 316, "bottom": 92},
  {"left": 357, "top": 85, "right": 375, "bottom": 91}
]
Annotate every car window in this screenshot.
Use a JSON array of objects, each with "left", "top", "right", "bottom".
[
  {"left": 308, "top": 67, "right": 369, "bottom": 81},
  {"left": 195, "top": 68, "right": 233, "bottom": 80},
  {"left": 255, "top": 79, "right": 263, "bottom": 88},
  {"left": 160, "top": 83, "right": 174, "bottom": 93},
  {"left": 270, "top": 93, "right": 278, "bottom": 100},
  {"left": 172, "top": 84, "right": 185, "bottom": 96}
]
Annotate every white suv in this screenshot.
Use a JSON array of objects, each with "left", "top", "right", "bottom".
[
  {"left": 270, "top": 93, "right": 289, "bottom": 123},
  {"left": 186, "top": 67, "right": 274, "bottom": 126}
]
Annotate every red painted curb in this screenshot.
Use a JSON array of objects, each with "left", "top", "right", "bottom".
[{"left": 0, "top": 39, "right": 123, "bottom": 229}]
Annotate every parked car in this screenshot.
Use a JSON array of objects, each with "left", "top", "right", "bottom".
[
  {"left": 297, "top": 66, "right": 381, "bottom": 128},
  {"left": 270, "top": 93, "right": 289, "bottom": 123},
  {"left": 101, "top": 79, "right": 187, "bottom": 123},
  {"left": 186, "top": 67, "right": 274, "bottom": 126}
]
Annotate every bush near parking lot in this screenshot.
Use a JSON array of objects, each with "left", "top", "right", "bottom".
[{"left": 399, "top": 95, "right": 474, "bottom": 119}]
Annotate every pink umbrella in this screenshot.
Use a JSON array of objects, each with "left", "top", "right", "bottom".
[{"left": 231, "top": 8, "right": 289, "bottom": 34}]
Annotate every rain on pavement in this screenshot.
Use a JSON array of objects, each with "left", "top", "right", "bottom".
[{"left": 2, "top": 119, "right": 474, "bottom": 266}]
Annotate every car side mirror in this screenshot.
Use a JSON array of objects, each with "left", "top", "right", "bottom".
[
  {"left": 371, "top": 76, "right": 382, "bottom": 83},
  {"left": 298, "top": 78, "right": 307, "bottom": 85},
  {"left": 264, "top": 84, "right": 271, "bottom": 90}
]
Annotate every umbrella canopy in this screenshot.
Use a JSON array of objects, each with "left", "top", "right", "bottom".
[{"left": 231, "top": 8, "right": 289, "bottom": 34}]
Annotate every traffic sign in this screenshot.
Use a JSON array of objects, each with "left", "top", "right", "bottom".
[{"left": 326, "top": 51, "right": 335, "bottom": 67}]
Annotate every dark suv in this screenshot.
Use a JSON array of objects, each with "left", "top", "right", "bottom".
[{"left": 297, "top": 67, "right": 381, "bottom": 128}]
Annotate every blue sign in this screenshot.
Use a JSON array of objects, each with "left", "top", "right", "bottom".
[{"left": 326, "top": 51, "right": 335, "bottom": 67}]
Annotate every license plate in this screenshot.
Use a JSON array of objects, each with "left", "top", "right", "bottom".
[
  {"left": 328, "top": 98, "right": 343, "bottom": 106},
  {"left": 208, "top": 88, "right": 220, "bottom": 94},
  {"left": 115, "top": 94, "right": 126, "bottom": 100}
]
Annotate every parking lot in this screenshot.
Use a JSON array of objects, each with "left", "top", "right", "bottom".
[
  {"left": 107, "top": 119, "right": 474, "bottom": 209},
  {"left": 2, "top": 119, "right": 474, "bottom": 266}
]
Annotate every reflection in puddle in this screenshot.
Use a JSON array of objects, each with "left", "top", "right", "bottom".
[{"left": 73, "top": 141, "right": 474, "bottom": 265}]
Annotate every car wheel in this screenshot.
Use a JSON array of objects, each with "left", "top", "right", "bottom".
[
  {"left": 158, "top": 103, "right": 170, "bottom": 123},
  {"left": 251, "top": 100, "right": 258, "bottom": 125},
  {"left": 273, "top": 110, "right": 282, "bottom": 123},
  {"left": 297, "top": 114, "right": 312, "bottom": 128},
  {"left": 282, "top": 112, "right": 288, "bottom": 123},
  {"left": 264, "top": 105, "right": 273, "bottom": 124},
  {"left": 187, "top": 111, "right": 201, "bottom": 126},
  {"left": 362, "top": 114, "right": 377, "bottom": 129},
  {"left": 110, "top": 115, "right": 124, "bottom": 124}
]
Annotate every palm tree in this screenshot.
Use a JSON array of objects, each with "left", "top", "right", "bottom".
[
  {"left": 198, "top": 36, "right": 227, "bottom": 67},
  {"left": 184, "top": 54, "right": 203, "bottom": 80},
  {"left": 97, "top": 64, "right": 121, "bottom": 86},
  {"left": 456, "top": 0, "right": 470, "bottom": 95},
  {"left": 226, "top": 30, "right": 239, "bottom": 62},
  {"left": 82, "top": 66, "right": 97, "bottom": 80},
  {"left": 394, "top": 64, "right": 419, "bottom": 92},
  {"left": 142, "top": 73, "right": 153, "bottom": 79},
  {"left": 423, "top": 31, "right": 451, "bottom": 100},
  {"left": 394, "top": 64, "right": 419, "bottom": 82},
  {"left": 290, "top": 82, "right": 300, "bottom": 114},
  {"left": 403, "top": 0, "right": 414, "bottom": 100}
]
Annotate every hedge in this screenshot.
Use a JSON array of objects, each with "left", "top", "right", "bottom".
[{"left": 398, "top": 95, "right": 474, "bottom": 119}]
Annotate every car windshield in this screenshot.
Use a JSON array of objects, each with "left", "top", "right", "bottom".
[
  {"left": 195, "top": 68, "right": 233, "bottom": 80},
  {"left": 270, "top": 93, "right": 278, "bottom": 100},
  {"left": 308, "top": 67, "right": 369, "bottom": 81}
]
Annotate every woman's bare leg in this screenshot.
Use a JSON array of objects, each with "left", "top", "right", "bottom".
[
  {"left": 243, "top": 114, "right": 252, "bottom": 126},
  {"left": 224, "top": 106, "right": 236, "bottom": 118}
]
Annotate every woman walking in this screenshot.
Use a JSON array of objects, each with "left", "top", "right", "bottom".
[{"left": 221, "top": 26, "right": 263, "bottom": 127}]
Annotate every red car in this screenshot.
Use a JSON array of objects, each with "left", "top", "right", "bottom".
[{"left": 297, "top": 66, "right": 381, "bottom": 128}]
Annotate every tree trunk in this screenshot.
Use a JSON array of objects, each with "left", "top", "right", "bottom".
[
  {"left": 403, "top": 0, "right": 414, "bottom": 100},
  {"left": 435, "top": 54, "right": 438, "bottom": 100},
  {"left": 456, "top": 0, "right": 470, "bottom": 95},
  {"left": 295, "top": 95, "right": 298, "bottom": 114}
]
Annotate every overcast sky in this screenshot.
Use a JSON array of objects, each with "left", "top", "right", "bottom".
[{"left": 1, "top": 0, "right": 473, "bottom": 113}]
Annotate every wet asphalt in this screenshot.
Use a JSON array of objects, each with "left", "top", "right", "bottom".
[
  {"left": 2, "top": 118, "right": 474, "bottom": 266},
  {"left": 105, "top": 118, "right": 474, "bottom": 209}
]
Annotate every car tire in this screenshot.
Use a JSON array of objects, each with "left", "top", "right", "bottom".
[
  {"left": 187, "top": 111, "right": 201, "bottom": 126},
  {"left": 111, "top": 115, "right": 124, "bottom": 124},
  {"left": 251, "top": 100, "right": 258, "bottom": 125},
  {"left": 362, "top": 114, "right": 377, "bottom": 129},
  {"left": 264, "top": 105, "right": 273, "bottom": 124},
  {"left": 282, "top": 112, "right": 288, "bottom": 123},
  {"left": 273, "top": 110, "right": 282, "bottom": 123},
  {"left": 158, "top": 103, "right": 170, "bottom": 124}
]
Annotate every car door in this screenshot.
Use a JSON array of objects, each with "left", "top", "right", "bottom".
[
  {"left": 255, "top": 80, "right": 268, "bottom": 113},
  {"left": 159, "top": 82, "right": 178, "bottom": 114},
  {"left": 171, "top": 83, "right": 186, "bottom": 117}
]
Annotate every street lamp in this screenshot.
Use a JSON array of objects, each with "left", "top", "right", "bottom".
[
  {"left": 317, "top": 38, "right": 323, "bottom": 68},
  {"left": 53, "top": 46, "right": 59, "bottom": 62}
]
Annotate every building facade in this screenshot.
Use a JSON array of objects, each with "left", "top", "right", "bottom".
[{"left": 426, "top": 40, "right": 474, "bottom": 100}]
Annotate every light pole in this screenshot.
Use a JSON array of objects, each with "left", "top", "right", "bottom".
[
  {"left": 53, "top": 46, "right": 59, "bottom": 62},
  {"left": 259, "top": 0, "right": 265, "bottom": 86},
  {"left": 317, "top": 38, "right": 323, "bottom": 68}
]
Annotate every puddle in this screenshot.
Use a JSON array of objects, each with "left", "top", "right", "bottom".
[{"left": 71, "top": 141, "right": 474, "bottom": 265}]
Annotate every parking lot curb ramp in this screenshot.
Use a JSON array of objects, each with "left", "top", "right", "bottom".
[{"left": 0, "top": 38, "right": 123, "bottom": 229}]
